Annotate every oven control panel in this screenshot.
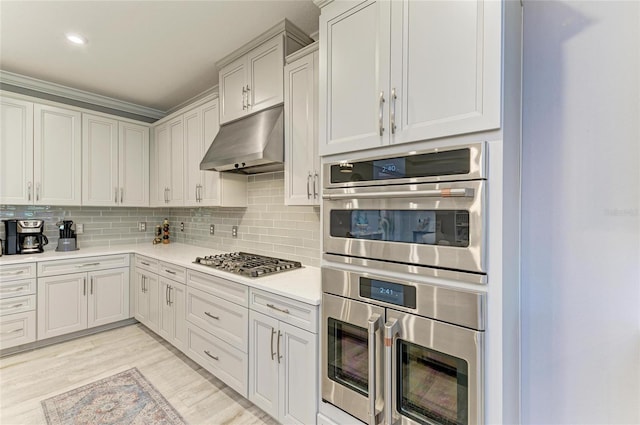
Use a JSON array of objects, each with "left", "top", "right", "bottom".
[{"left": 359, "top": 277, "right": 417, "bottom": 309}]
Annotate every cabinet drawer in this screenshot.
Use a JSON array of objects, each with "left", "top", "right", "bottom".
[
  {"left": 0, "top": 294, "right": 36, "bottom": 316},
  {"left": 249, "top": 289, "right": 318, "bottom": 333},
  {"left": 0, "top": 310, "right": 36, "bottom": 349},
  {"left": 0, "top": 263, "right": 36, "bottom": 282},
  {"left": 186, "top": 323, "right": 248, "bottom": 397},
  {"left": 187, "top": 269, "right": 248, "bottom": 307},
  {"left": 158, "top": 261, "right": 186, "bottom": 283},
  {"left": 38, "top": 254, "right": 130, "bottom": 277},
  {"left": 135, "top": 255, "right": 158, "bottom": 273},
  {"left": 0, "top": 278, "right": 36, "bottom": 299},
  {"left": 186, "top": 287, "right": 248, "bottom": 352}
]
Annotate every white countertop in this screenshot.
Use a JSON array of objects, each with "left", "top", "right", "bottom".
[{"left": 0, "top": 243, "right": 321, "bottom": 305}]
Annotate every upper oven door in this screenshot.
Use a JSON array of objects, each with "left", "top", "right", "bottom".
[{"left": 323, "top": 180, "right": 485, "bottom": 274}]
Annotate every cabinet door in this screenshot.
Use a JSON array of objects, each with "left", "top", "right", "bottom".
[
  {"left": 158, "top": 277, "right": 173, "bottom": 342},
  {"left": 87, "top": 267, "right": 129, "bottom": 328},
  {"left": 201, "top": 99, "right": 222, "bottom": 205},
  {"left": 318, "top": 0, "right": 391, "bottom": 156},
  {"left": 146, "top": 272, "right": 160, "bottom": 333},
  {"left": 33, "top": 104, "right": 82, "bottom": 205},
  {"left": 183, "top": 107, "right": 202, "bottom": 206},
  {"left": 278, "top": 321, "right": 317, "bottom": 425},
  {"left": 171, "top": 282, "right": 187, "bottom": 351},
  {"left": 82, "top": 114, "right": 119, "bottom": 206},
  {"left": 150, "top": 124, "right": 171, "bottom": 206},
  {"left": 285, "top": 52, "right": 318, "bottom": 206},
  {"left": 390, "top": 0, "right": 501, "bottom": 144},
  {"left": 219, "top": 56, "right": 247, "bottom": 124},
  {"left": 37, "top": 273, "right": 87, "bottom": 339},
  {"left": 119, "top": 121, "right": 149, "bottom": 206},
  {"left": 0, "top": 97, "right": 33, "bottom": 205},
  {"left": 134, "top": 269, "right": 150, "bottom": 325},
  {"left": 168, "top": 117, "right": 184, "bottom": 205},
  {"left": 248, "top": 310, "right": 279, "bottom": 419},
  {"left": 247, "top": 35, "right": 284, "bottom": 114}
]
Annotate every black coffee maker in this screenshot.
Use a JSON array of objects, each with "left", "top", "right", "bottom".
[{"left": 3, "top": 219, "right": 49, "bottom": 254}]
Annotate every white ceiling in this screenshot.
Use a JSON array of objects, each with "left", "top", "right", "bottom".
[{"left": 0, "top": 1, "right": 320, "bottom": 113}]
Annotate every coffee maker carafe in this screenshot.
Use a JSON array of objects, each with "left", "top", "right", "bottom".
[{"left": 3, "top": 219, "right": 48, "bottom": 254}]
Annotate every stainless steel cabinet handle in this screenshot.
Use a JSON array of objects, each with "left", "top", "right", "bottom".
[
  {"left": 384, "top": 318, "right": 400, "bottom": 425},
  {"left": 141, "top": 275, "right": 145, "bottom": 293},
  {"left": 306, "top": 173, "right": 311, "bottom": 199},
  {"left": 9, "top": 303, "right": 24, "bottom": 309},
  {"left": 242, "top": 86, "right": 247, "bottom": 110},
  {"left": 90, "top": 276, "right": 94, "bottom": 295},
  {"left": 204, "top": 312, "right": 219, "bottom": 320},
  {"left": 195, "top": 184, "right": 199, "bottom": 202},
  {"left": 141, "top": 262, "right": 150, "bottom": 266},
  {"left": 0, "top": 285, "right": 24, "bottom": 291},
  {"left": 391, "top": 88, "right": 397, "bottom": 134},
  {"left": 28, "top": 181, "right": 32, "bottom": 201},
  {"left": 270, "top": 328, "right": 277, "bottom": 361},
  {"left": 1, "top": 328, "right": 23, "bottom": 335},
  {"left": 165, "top": 285, "right": 170, "bottom": 305},
  {"left": 77, "top": 262, "right": 101, "bottom": 268},
  {"left": 168, "top": 286, "right": 173, "bottom": 305},
  {"left": 165, "top": 269, "right": 176, "bottom": 275},
  {"left": 277, "top": 330, "right": 282, "bottom": 364},
  {"left": 368, "top": 313, "right": 382, "bottom": 425},
  {"left": 36, "top": 183, "right": 40, "bottom": 201},
  {"left": 204, "top": 350, "right": 219, "bottom": 361},
  {"left": 1, "top": 270, "right": 25, "bottom": 276},
  {"left": 379, "top": 91, "right": 385, "bottom": 136},
  {"left": 324, "top": 187, "right": 475, "bottom": 200},
  {"left": 115, "top": 187, "right": 118, "bottom": 203},
  {"left": 266, "top": 303, "right": 290, "bottom": 314},
  {"left": 120, "top": 187, "right": 124, "bottom": 204},
  {"left": 245, "top": 85, "right": 251, "bottom": 108},
  {"left": 83, "top": 278, "right": 87, "bottom": 296},
  {"left": 313, "top": 172, "right": 318, "bottom": 199}
]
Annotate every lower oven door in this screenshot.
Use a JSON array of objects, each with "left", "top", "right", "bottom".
[
  {"left": 385, "top": 310, "right": 484, "bottom": 425},
  {"left": 323, "top": 293, "right": 385, "bottom": 424},
  {"left": 323, "top": 180, "right": 485, "bottom": 274}
]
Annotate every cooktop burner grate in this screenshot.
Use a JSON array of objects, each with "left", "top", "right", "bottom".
[{"left": 193, "top": 252, "right": 302, "bottom": 277}]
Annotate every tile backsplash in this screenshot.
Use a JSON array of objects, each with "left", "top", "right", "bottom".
[{"left": 0, "top": 172, "right": 321, "bottom": 266}]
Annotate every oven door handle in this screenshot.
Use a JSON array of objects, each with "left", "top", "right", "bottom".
[
  {"left": 323, "top": 187, "right": 474, "bottom": 200},
  {"left": 384, "top": 318, "right": 400, "bottom": 425},
  {"left": 368, "top": 313, "right": 382, "bottom": 425}
]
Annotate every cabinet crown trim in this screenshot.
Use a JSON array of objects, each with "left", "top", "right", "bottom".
[
  {"left": 215, "top": 18, "right": 313, "bottom": 69},
  {"left": 285, "top": 41, "right": 319, "bottom": 64}
]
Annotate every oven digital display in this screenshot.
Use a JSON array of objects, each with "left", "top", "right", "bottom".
[
  {"left": 373, "top": 157, "right": 406, "bottom": 180},
  {"left": 360, "top": 278, "right": 416, "bottom": 308}
]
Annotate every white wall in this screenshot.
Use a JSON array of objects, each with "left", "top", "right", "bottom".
[{"left": 522, "top": 1, "right": 640, "bottom": 423}]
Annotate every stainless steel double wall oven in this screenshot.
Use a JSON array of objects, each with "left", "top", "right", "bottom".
[{"left": 321, "top": 144, "right": 488, "bottom": 425}]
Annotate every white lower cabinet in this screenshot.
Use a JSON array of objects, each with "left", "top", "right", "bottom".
[
  {"left": 37, "top": 267, "right": 129, "bottom": 340},
  {"left": 158, "top": 277, "right": 186, "bottom": 351},
  {"left": 0, "top": 262, "right": 37, "bottom": 350},
  {"left": 134, "top": 267, "right": 160, "bottom": 333},
  {"left": 249, "top": 293, "right": 318, "bottom": 425}
]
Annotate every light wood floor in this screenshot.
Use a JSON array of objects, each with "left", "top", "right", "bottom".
[{"left": 0, "top": 324, "right": 278, "bottom": 425}]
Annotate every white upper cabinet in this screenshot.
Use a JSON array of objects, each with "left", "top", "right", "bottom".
[
  {"left": 318, "top": 0, "right": 502, "bottom": 156},
  {"left": 152, "top": 117, "right": 184, "bottom": 206},
  {"left": 33, "top": 104, "right": 82, "bottom": 205},
  {"left": 284, "top": 43, "right": 320, "bottom": 206},
  {"left": 217, "top": 19, "right": 313, "bottom": 125},
  {"left": 0, "top": 97, "right": 34, "bottom": 205},
  {"left": 219, "top": 35, "right": 284, "bottom": 125},
  {"left": 83, "top": 114, "right": 149, "bottom": 207}
]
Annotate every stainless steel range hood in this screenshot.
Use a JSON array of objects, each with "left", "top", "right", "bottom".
[{"left": 200, "top": 104, "right": 284, "bottom": 174}]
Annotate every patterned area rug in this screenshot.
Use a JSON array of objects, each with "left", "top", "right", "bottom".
[{"left": 41, "top": 368, "right": 187, "bottom": 425}]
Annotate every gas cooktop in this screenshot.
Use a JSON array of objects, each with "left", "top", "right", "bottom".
[{"left": 193, "top": 252, "right": 302, "bottom": 278}]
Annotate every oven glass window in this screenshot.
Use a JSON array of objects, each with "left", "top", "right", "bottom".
[
  {"left": 329, "top": 210, "right": 469, "bottom": 247},
  {"left": 398, "top": 341, "right": 469, "bottom": 425},
  {"left": 327, "top": 318, "right": 368, "bottom": 396}
]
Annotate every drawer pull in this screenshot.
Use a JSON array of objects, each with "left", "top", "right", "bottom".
[
  {"left": 267, "top": 303, "right": 290, "bottom": 314},
  {"left": 0, "top": 286, "right": 25, "bottom": 292},
  {"left": 1, "top": 328, "right": 23, "bottom": 335},
  {"left": 204, "top": 312, "right": 219, "bottom": 320},
  {"left": 1, "top": 270, "right": 25, "bottom": 276},
  {"left": 165, "top": 269, "right": 177, "bottom": 275},
  {"left": 141, "top": 261, "right": 151, "bottom": 266},
  {"left": 77, "top": 262, "right": 101, "bottom": 268},
  {"left": 204, "top": 350, "right": 219, "bottom": 361},
  {"left": 8, "top": 303, "right": 24, "bottom": 309}
]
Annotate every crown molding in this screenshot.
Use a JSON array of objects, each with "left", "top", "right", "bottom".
[
  {"left": 0, "top": 70, "right": 166, "bottom": 120},
  {"left": 166, "top": 85, "right": 219, "bottom": 116},
  {"left": 286, "top": 41, "right": 319, "bottom": 64},
  {"left": 313, "top": 0, "right": 333, "bottom": 9}
]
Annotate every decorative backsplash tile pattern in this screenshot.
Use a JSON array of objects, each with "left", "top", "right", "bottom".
[{"left": 0, "top": 172, "right": 321, "bottom": 266}]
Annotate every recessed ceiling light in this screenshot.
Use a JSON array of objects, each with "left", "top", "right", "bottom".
[{"left": 66, "top": 33, "right": 87, "bottom": 45}]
